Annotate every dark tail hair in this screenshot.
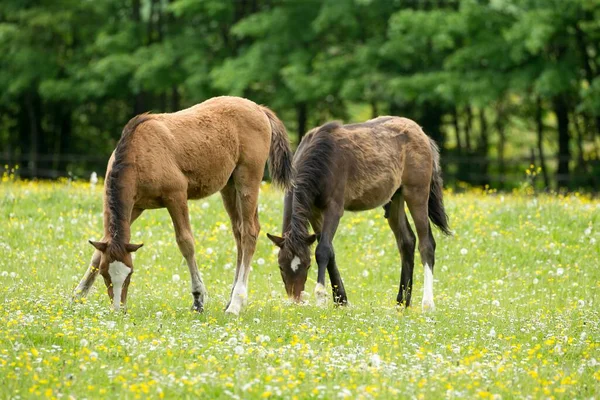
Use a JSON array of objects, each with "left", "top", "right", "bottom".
[
  {"left": 428, "top": 138, "right": 452, "bottom": 235},
  {"left": 261, "top": 106, "right": 293, "bottom": 190}
]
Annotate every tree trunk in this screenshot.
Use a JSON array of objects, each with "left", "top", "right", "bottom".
[
  {"left": 464, "top": 104, "right": 473, "bottom": 152},
  {"left": 171, "top": 86, "right": 180, "bottom": 112},
  {"left": 553, "top": 95, "right": 570, "bottom": 189},
  {"left": 132, "top": 0, "right": 146, "bottom": 116},
  {"left": 452, "top": 107, "right": 463, "bottom": 153},
  {"left": 495, "top": 103, "right": 506, "bottom": 189},
  {"left": 297, "top": 102, "right": 307, "bottom": 143},
  {"left": 574, "top": 21, "right": 600, "bottom": 138},
  {"left": 371, "top": 101, "right": 378, "bottom": 119},
  {"left": 477, "top": 108, "right": 489, "bottom": 186},
  {"left": 25, "top": 92, "right": 42, "bottom": 178},
  {"left": 420, "top": 101, "right": 443, "bottom": 145},
  {"left": 535, "top": 96, "right": 550, "bottom": 190}
]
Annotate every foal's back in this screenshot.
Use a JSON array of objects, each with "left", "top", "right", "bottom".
[
  {"left": 118, "top": 97, "right": 272, "bottom": 204},
  {"left": 298, "top": 116, "right": 434, "bottom": 210}
]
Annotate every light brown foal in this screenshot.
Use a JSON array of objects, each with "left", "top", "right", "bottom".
[{"left": 73, "top": 96, "right": 292, "bottom": 315}]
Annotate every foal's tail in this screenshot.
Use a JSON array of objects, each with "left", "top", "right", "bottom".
[
  {"left": 261, "top": 106, "right": 293, "bottom": 190},
  {"left": 428, "top": 138, "right": 452, "bottom": 235}
]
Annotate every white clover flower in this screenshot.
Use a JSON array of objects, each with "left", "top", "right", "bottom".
[
  {"left": 89, "top": 351, "right": 98, "bottom": 360},
  {"left": 460, "top": 248, "right": 468, "bottom": 255},
  {"left": 227, "top": 337, "right": 238, "bottom": 346},
  {"left": 488, "top": 328, "right": 496, "bottom": 338},
  {"left": 370, "top": 354, "right": 381, "bottom": 368},
  {"left": 491, "top": 300, "right": 500, "bottom": 307},
  {"left": 257, "top": 335, "right": 270, "bottom": 343},
  {"left": 172, "top": 274, "right": 181, "bottom": 282},
  {"left": 257, "top": 258, "right": 265, "bottom": 265},
  {"left": 80, "top": 339, "right": 89, "bottom": 347},
  {"left": 201, "top": 202, "right": 209, "bottom": 209},
  {"left": 206, "top": 247, "right": 213, "bottom": 255},
  {"left": 556, "top": 268, "right": 564, "bottom": 276},
  {"left": 234, "top": 345, "right": 244, "bottom": 355}
]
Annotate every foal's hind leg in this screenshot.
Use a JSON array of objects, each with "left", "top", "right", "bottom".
[
  {"left": 221, "top": 182, "right": 243, "bottom": 311},
  {"left": 404, "top": 185, "right": 436, "bottom": 311},
  {"left": 225, "top": 166, "right": 262, "bottom": 315},
  {"left": 386, "top": 192, "right": 416, "bottom": 307},
  {"left": 165, "top": 195, "right": 206, "bottom": 312},
  {"left": 73, "top": 208, "right": 144, "bottom": 301}
]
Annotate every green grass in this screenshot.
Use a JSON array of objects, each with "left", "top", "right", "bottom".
[{"left": 0, "top": 180, "right": 599, "bottom": 399}]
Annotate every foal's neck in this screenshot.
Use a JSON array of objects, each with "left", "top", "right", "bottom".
[
  {"left": 287, "top": 191, "right": 312, "bottom": 245},
  {"left": 103, "top": 167, "right": 135, "bottom": 246}
]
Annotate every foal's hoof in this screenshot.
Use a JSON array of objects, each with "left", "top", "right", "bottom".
[
  {"left": 314, "top": 283, "right": 328, "bottom": 307},
  {"left": 225, "top": 303, "right": 241, "bottom": 316},
  {"left": 421, "top": 299, "right": 435, "bottom": 312},
  {"left": 191, "top": 302, "right": 204, "bottom": 313},
  {"left": 333, "top": 296, "right": 349, "bottom": 307}
]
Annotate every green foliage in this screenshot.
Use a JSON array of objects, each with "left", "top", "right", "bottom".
[{"left": 0, "top": 0, "right": 599, "bottom": 189}]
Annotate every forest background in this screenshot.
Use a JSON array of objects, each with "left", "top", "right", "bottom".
[{"left": 1, "top": 0, "right": 599, "bottom": 191}]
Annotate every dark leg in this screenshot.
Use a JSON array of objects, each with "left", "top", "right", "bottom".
[
  {"left": 404, "top": 185, "right": 436, "bottom": 311},
  {"left": 386, "top": 191, "right": 416, "bottom": 307},
  {"left": 314, "top": 205, "right": 346, "bottom": 305}
]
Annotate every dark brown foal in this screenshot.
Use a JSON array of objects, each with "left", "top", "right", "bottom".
[{"left": 268, "top": 117, "right": 450, "bottom": 310}]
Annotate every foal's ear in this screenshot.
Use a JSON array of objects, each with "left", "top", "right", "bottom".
[
  {"left": 89, "top": 240, "right": 108, "bottom": 252},
  {"left": 306, "top": 234, "right": 317, "bottom": 246},
  {"left": 125, "top": 243, "right": 144, "bottom": 253},
  {"left": 267, "top": 233, "right": 285, "bottom": 248}
]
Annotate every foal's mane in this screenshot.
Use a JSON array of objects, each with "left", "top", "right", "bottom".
[
  {"left": 287, "top": 122, "right": 339, "bottom": 250},
  {"left": 106, "top": 114, "right": 152, "bottom": 255}
]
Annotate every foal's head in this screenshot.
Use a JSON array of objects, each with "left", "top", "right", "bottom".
[
  {"left": 267, "top": 233, "right": 316, "bottom": 301},
  {"left": 89, "top": 240, "right": 143, "bottom": 311}
]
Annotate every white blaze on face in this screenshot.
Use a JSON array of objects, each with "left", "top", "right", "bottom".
[
  {"left": 290, "top": 256, "right": 301, "bottom": 272},
  {"left": 422, "top": 263, "right": 435, "bottom": 311},
  {"left": 108, "top": 261, "right": 131, "bottom": 311}
]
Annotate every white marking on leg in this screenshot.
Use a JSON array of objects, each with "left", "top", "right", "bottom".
[
  {"left": 422, "top": 263, "right": 435, "bottom": 311},
  {"left": 73, "top": 254, "right": 100, "bottom": 299},
  {"left": 226, "top": 250, "right": 247, "bottom": 315},
  {"left": 290, "top": 256, "right": 301, "bottom": 272},
  {"left": 74, "top": 266, "right": 94, "bottom": 296},
  {"left": 226, "top": 266, "right": 247, "bottom": 315},
  {"left": 108, "top": 261, "right": 131, "bottom": 311},
  {"left": 314, "top": 282, "right": 328, "bottom": 307}
]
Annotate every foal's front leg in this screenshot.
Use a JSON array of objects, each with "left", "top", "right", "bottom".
[
  {"left": 166, "top": 196, "right": 207, "bottom": 312},
  {"left": 314, "top": 205, "right": 347, "bottom": 306}
]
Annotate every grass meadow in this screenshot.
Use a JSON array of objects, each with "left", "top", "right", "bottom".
[{"left": 0, "top": 176, "right": 599, "bottom": 399}]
